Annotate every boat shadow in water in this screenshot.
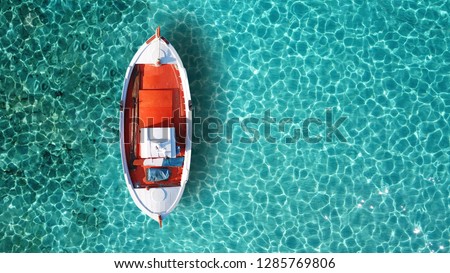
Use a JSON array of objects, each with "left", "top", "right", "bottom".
[{"left": 163, "top": 16, "right": 224, "bottom": 210}]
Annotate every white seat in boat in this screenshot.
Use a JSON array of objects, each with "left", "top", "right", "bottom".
[{"left": 139, "top": 127, "right": 176, "bottom": 158}]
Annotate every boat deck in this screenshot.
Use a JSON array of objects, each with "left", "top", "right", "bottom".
[{"left": 123, "top": 64, "right": 187, "bottom": 188}]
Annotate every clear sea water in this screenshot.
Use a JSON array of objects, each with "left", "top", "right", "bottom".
[{"left": 0, "top": 0, "right": 449, "bottom": 253}]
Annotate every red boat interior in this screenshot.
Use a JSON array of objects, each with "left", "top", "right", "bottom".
[{"left": 123, "top": 63, "right": 187, "bottom": 188}]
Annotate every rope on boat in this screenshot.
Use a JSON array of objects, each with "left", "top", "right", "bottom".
[
  {"left": 156, "top": 26, "right": 161, "bottom": 66},
  {"left": 158, "top": 215, "right": 163, "bottom": 228}
]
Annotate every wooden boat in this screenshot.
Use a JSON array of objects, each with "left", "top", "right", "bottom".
[{"left": 119, "top": 27, "right": 192, "bottom": 227}]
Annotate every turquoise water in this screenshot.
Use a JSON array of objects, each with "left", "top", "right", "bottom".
[{"left": 0, "top": 0, "right": 449, "bottom": 252}]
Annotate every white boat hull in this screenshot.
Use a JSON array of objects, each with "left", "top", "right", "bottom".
[{"left": 119, "top": 27, "right": 192, "bottom": 225}]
